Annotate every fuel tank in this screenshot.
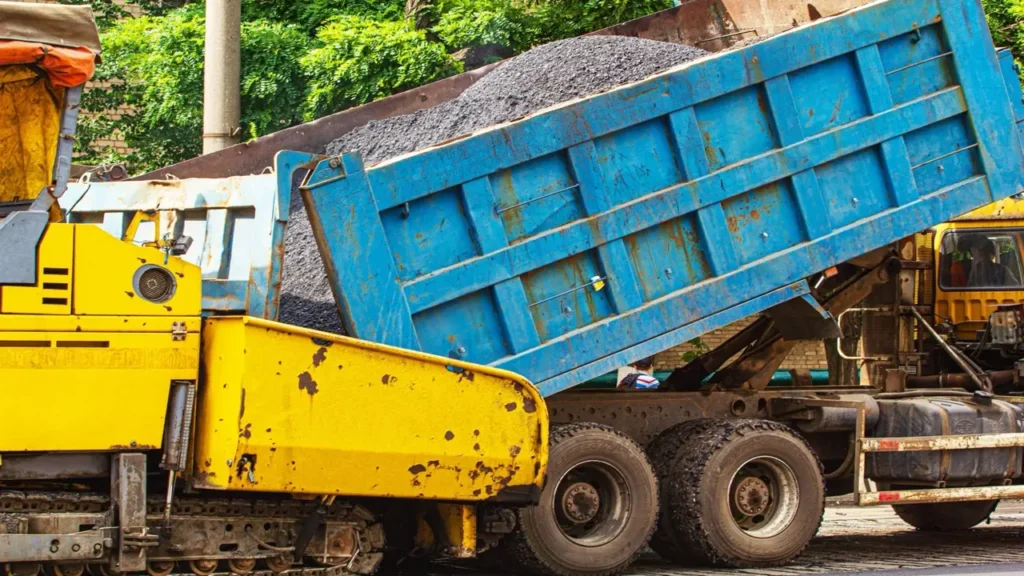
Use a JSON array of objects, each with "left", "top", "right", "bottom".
[{"left": 867, "top": 396, "right": 1024, "bottom": 485}]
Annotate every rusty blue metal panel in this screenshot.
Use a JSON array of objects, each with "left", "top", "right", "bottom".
[
  {"left": 285, "top": 0, "right": 1024, "bottom": 396},
  {"left": 937, "top": 0, "right": 1022, "bottom": 201},
  {"left": 298, "top": 153, "right": 420, "bottom": 350},
  {"left": 997, "top": 49, "right": 1024, "bottom": 154},
  {"left": 61, "top": 174, "right": 287, "bottom": 319},
  {"left": 537, "top": 282, "right": 812, "bottom": 396}
]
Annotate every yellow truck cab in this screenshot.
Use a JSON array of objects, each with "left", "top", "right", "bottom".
[{"left": 930, "top": 196, "right": 1024, "bottom": 341}]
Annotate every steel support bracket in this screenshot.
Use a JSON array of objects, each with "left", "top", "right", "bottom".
[
  {"left": 0, "top": 532, "right": 110, "bottom": 563},
  {"left": 111, "top": 454, "right": 149, "bottom": 572}
]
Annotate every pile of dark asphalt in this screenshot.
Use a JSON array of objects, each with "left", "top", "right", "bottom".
[{"left": 279, "top": 35, "right": 708, "bottom": 334}]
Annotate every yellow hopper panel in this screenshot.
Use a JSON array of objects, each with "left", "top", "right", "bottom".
[{"left": 194, "top": 316, "right": 548, "bottom": 502}]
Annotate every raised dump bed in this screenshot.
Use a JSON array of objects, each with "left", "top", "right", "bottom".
[{"left": 293, "top": 0, "right": 1024, "bottom": 396}]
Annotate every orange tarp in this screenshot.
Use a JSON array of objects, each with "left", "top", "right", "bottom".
[{"left": 0, "top": 41, "right": 96, "bottom": 88}]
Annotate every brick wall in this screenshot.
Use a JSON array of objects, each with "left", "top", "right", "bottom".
[{"left": 652, "top": 316, "right": 830, "bottom": 371}]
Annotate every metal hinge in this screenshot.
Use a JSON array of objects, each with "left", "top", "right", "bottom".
[{"left": 171, "top": 321, "right": 187, "bottom": 341}]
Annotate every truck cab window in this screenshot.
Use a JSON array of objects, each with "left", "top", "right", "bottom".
[{"left": 939, "top": 230, "right": 1024, "bottom": 290}]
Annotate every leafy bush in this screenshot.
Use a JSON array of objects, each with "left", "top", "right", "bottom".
[
  {"left": 56, "top": 0, "right": 186, "bottom": 29},
  {"left": 984, "top": 0, "right": 1024, "bottom": 83},
  {"left": 302, "top": 16, "right": 462, "bottom": 120},
  {"left": 532, "top": 0, "right": 675, "bottom": 41},
  {"left": 432, "top": 0, "right": 538, "bottom": 52},
  {"left": 79, "top": 6, "right": 308, "bottom": 171},
  {"left": 242, "top": 0, "right": 406, "bottom": 31},
  {"left": 67, "top": 0, "right": 681, "bottom": 172}
]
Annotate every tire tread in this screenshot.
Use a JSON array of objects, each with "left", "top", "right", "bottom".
[
  {"left": 666, "top": 419, "right": 824, "bottom": 568},
  {"left": 504, "top": 422, "right": 658, "bottom": 576}
]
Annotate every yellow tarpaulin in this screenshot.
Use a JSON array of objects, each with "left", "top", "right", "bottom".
[{"left": 0, "top": 65, "right": 62, "bottom": 205}]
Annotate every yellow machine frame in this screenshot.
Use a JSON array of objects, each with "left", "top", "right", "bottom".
[
  {"left": 194, "top": 316, "right": 548, "bottom": 501},
  {"left": 0, "top": 223, "right": 201, "bottom": 453},
  {"left": 1, "top": 221, "right": 548, "bottom": 508}
]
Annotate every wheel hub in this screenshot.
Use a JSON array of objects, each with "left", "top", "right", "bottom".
[
  {"left": 561, "top": 481, "right": 601, "bottom": 524},
  {"left": 266, "top": 554, "right": 293, "bottom": 573},
  {"left": 189, "top": 560, "right": 218, "bottom": 576},
  {"left": 227, "top": 558, "right": 256, "bottom": 574},
  {"left": 733, "top": 476, "right": 771, "bottom": 517}
]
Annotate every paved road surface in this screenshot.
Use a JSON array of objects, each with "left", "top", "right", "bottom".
[
  {"left": 839, "top": 564, "right": 1024, "bottom": 576},
  {"left": 413, "top": 501, "right": 1024, "bottom": 575},
  {"left": 625, "top": 500, "right": 1024, "bottom": 575}
]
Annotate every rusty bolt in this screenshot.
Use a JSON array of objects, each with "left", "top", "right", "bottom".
[
  {"left": 329, "top": 158, "right": 341, "bottom": 169},
  {"left": 102, "top": 538, "right": 113, "bottom": 549}
]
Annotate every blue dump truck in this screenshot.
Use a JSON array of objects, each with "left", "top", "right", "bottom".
[{"left": 59, "top": 0, "right": 1024, "bottom": 574}]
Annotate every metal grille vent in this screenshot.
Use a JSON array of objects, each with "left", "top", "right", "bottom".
[{"left": 134, "top": 265, "right": 176, "bottom": 303}]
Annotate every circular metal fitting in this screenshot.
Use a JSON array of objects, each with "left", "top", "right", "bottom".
[
  {"left": 189, "top": 559, "right": 218, "bottom": 576},
  {"left": 728, "top": 456, "right": 801, "bottom": 538},
  {"left": 561, "top": 481, "right": 601, "bottom": 524},
  {"left": 733, "top": 476, "right": 771, "bottom": 516},
  {"left": 133, "top": 264, "right": 177, "bottom": 304},
  {"left": 146, "top": 561, "right": 174, "bottom": 576},
  {"left": 266, "top": 555, "right": 293, "bottom": 574},
  {"left": 227, "top": 558, "right": 256, "bottom": 574}
]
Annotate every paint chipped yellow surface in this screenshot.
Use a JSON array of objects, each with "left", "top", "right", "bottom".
[{"left": 194, "top": 316, "right": 548, "bottom": 501}]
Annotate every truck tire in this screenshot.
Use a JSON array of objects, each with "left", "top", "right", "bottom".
[
  {"left": 660, "top": 419, "right": 824, "bottom": 567},
  {"left": 503, "top": 422, "right": 658, "bottom": 576},
  {"left": 892, "top": 500, "right": 998, "bottom": 531},
  {"left": 646, "top": 419, "right": 718, "bottom": 564}
]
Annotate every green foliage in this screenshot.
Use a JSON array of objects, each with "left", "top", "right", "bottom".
[
  {"left": 432, "top": 0, "right": 537, "bottom": 52},
  {"left": 301, "top": 16, "right": 462, "bottom": 120},
  {"left": 238, "top": 20, "right": 311, "bottom": 140},
  {"left": 681, "top": 337, "right": 710, "bottom": 364},
  {"left": 56, "top": 0, "right": 187, "bottom": 29},
  {"left": 242, "top": 0, "right": 406, "bottom": 31},
  {"left": 69, "top": 0, "right": 679, "bottom": 172},
  {"left": 531, "top": 0, "right": 675, "bottom": 41},
  {"left": 78, "top": 6, "right": 308, "bottom": 171},
  {"left": 984, "top": 0, "right": 1024, "bottom": 82}
]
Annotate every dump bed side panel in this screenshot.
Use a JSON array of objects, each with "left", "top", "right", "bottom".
[{"left": 303, "top": 0, "right": 1024, "bottom": 397}]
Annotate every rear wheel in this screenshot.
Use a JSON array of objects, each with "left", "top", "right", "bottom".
[
  {"left": 893, "top": 500, "right": 997, "bottom": 531},
  {"left": 647, "top": 419, "right": 717, "bottom": 564},
  {"left": 658, "top": 419, "right": 824, "bottom": 567},
  {"left": 504, "top": 423, "right": 658, "bottom": 576}
]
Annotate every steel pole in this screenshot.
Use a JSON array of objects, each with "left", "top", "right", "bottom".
[{"left": 203, "top": 0, "right": 241, "bottom": 154}]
